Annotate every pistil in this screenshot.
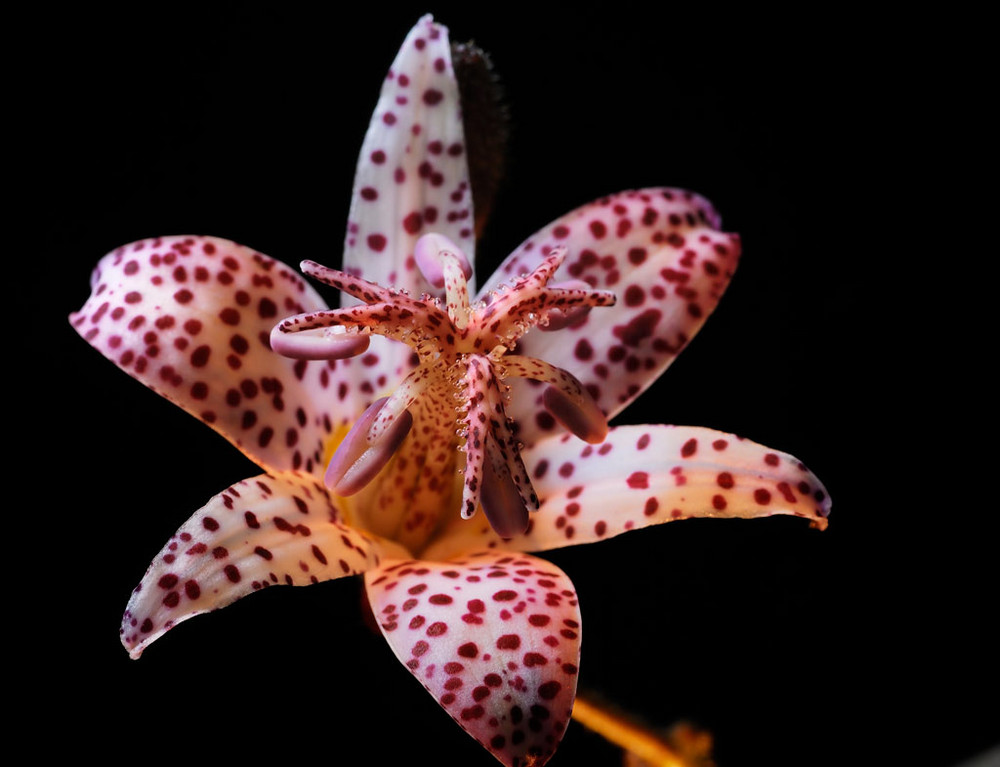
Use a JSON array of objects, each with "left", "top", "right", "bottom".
[{"left": 271, "top": 233, "right": 616, "bottom": 536}]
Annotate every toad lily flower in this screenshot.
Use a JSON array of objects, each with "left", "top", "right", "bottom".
[{"left": 71, "top": 15, "right": 829, "bottom": 767}]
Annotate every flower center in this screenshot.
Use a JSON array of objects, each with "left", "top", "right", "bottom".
[{"left": 271, "top": 234, "right": 615, "bottom": 537}]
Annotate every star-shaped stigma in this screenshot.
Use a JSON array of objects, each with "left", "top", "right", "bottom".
[{"left": 271, "top": 233, "right": 615, "bottom": 537}]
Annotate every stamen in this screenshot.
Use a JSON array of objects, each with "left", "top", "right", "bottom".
[
  {"left": 473, "top": 356, "right": 539, "bottom": 514},
  {"left": 480, "top": 442, "right": 530, "bottom": 538},
  {"left": 326, "top": 397, "right": 413, "bottom": 495},
  {"left": 542, "top": 385, "right": 609, "bottom": 444},
  {"left": 269, "top": 324, "right": 370, "bottom": 360},
  {"left": 501, "top": 355, "right": 608, "bottom": 443}
]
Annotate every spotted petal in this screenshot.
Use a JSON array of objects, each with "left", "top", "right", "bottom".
[
  {"left": 344, "top": 15, "right": 474, "bottom": 290},
  {"left": 70, "top": 235, "right": 387, "bottom": 476},
  {"left": 344, "top": 15, "right": 474, "bottom": 384},
  {"left": 121, "top": 471, "right": 408, "bottom": 658},
  {"left": 479, "top": 189, "right": 740, "bottom": 448},
  {"left": 423, "top": 425, "right": 830, "bottom": 560},
  {"left": 365, "top": 551, "right": 580, "bottom": 767}
]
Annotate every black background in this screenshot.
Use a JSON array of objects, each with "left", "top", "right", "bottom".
[{"left": 23, "top": 3, "right": 992, "bottom": 765}]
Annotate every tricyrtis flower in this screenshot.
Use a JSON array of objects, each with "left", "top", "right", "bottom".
[{"left": 70, "top": 15, "right": 829, "bottom": 767}]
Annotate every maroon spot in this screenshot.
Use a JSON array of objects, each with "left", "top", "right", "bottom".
[
  {"left": 468, "top": 599, "right": 485, "bottom": 613},
  {"left": 458, "top": 642, "right": 479, "bottom": 658},
  {"left": 367, "top": 234, "right": 387, "bottom": 252},
  {"left": 713, "top": 439, "right": 728, "bottom": 451},
  {"left": 427, "top": 621, "right": 447, "bottom": 637},
  {"left": 536, "top": 411, "right": 556, "bottom": 431},
  {"left": 258, "top": 427, "right": 274, "bottom": 448},
  {"left": 612, "top": 308, "right": 661, "bottom": 347},
  {"left": 224, "top": 564, "right": 241, "bottom": 583},
  {"left": 524, "top": 653, "right": 547, "bottom": 667},
  {"left": 538, "top": 681, "right": 562, "bottom": 700},
  {"left": 230, "top": 335, "right": 249, "bottom": 355},
  {"left": 717, "top": 472, "right": 735, "bottom": 489},
  {"left": 626, "top": 472, "right": 649, "bottom": 489},
  {"left": 528, "top": 614, "right": 550, "bottom": 627},
  {"left": 360, "top": 187, "right": 378, "bottom": 201},
  {"left": 219, "top": 308, "right": 240, "bottom": 325},
  {"left": 624, "top": 285, "right": 645, "bottom": 307},
  {"left": 765, "top": 453, "right": 780, "bottom": 466},
  {"left": 423, "top": 88, "right": 444, "bottom": 105},
  {"left": 754, "top": 488, "right": 772, "bottom": 505},
  {"left": 589, "top": 220, "right": 607, "bottom": 238},
  {"left": 640, "top": 497, "right": 659, "bottom": 518},
  {"left": 258, "top": 298, "right": 277, "bottom": 319},
  {"left": 496, "top": 634, "right": 521, "bottom": 650},
  {"left": 158, "top": 574, "right": 179, "bottom": 590},
  {"left": 163, "top": 592, "right": 180, "bottom": 608},
  {"left": 403, "top": 211, "right": 423, "bottom": 234},
  {"left": 777, "top": 481, "right": 797, "bottom": 503},
  {"left": 444, "top": 662, "right": 463, "bottom": 674},
  {"left": 712, "top": 494, "right": 727, "bottom": 510},
  {"left": 412, "top": 641, "right": 429, "bottom": 657},
  {"left": 185, "top": 580, "right": 200, "bottom": 600},
  {"left": 189, "top": 345, "right": 210, "bottom": 367},
  {"left": 254, "top": 546, "right": 273, "bottom": 560},
  {"left": 472, "top": 686, "right": 491, "bottom": 702},
  {"left": 312, "top": 545, "right": 327, "bottom": 565},
  {"left": 371, "top": 150, "right": 386, "bottom": 164},
  {"left": 493, "top": 590, "right": 517, "bottom": 602},
  {"left": 429, "top": 594, "right": 453, "bottom": 605},
  {"left": 461, "top": 705, "right": 485, "bottom": 721},
  {"left": 202, "top": 516, "right": 220, "bottom": 532}
]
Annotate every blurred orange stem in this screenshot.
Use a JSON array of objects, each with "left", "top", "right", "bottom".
[{"left": 571, "top": 691, "right": 707, "bottom": 767}]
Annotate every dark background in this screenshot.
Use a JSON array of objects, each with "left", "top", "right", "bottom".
[{"left": 23, "top": 3, "right": 992, "bottom": 765}]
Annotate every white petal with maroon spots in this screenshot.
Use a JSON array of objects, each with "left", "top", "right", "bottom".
[
  {"left": 121, "top": 471, "right": 409, "bottom": 659},
  {"left": 343, "top": 14, "right": 474, "bottom": 384},
  {"left": 365, "top": 552, "right": 580, "bottom": 767},
  {"left": 479, "top": 189, "right": 740, "bottom": 448},
  {"left": 70, "top": 235, "right": 389, "bottom": 476},
  {"left": 422, "top": 425, "right": 830, "bottom": 560}
]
